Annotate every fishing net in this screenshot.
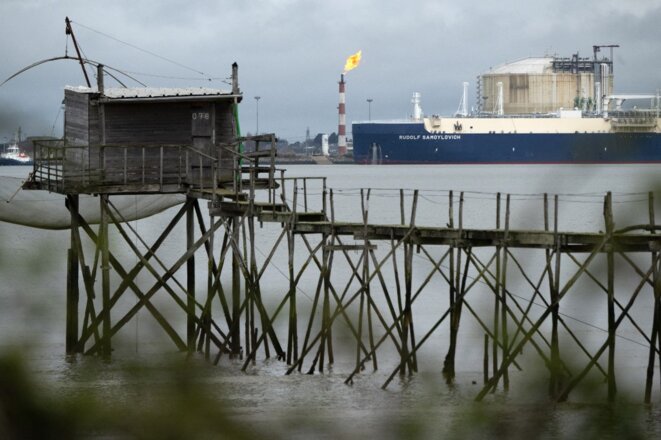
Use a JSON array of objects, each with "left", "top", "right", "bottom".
[{"left": 0, "top": 175, "right": 185, "bottom": 230}]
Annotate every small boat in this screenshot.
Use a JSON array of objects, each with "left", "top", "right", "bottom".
[{"left": 1, "top": 130, "right": 33, "bottom": 165}]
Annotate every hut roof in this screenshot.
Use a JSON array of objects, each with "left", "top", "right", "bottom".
[{"left": 65, "top": 86, "right": 238, "bottom": 102}]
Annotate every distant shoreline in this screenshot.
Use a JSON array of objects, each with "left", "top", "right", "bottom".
[{"left": 274, "top": 155, "right": 354, "bottom": 165}]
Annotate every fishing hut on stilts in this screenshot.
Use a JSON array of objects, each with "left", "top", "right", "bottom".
[{"left": 25, "top": 61, "right": 285, "bottom": 362}]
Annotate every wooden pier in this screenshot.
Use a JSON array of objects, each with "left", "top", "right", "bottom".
[
  {"left": 22, "top": 66, "right": 661, "bottom": 404},
  {"left": 36, "top": 172, "right": 661, "bottom": 404}
]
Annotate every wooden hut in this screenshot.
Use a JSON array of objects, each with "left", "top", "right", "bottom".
[{"left": 33, "top": 65, "right": 243, "bottom": 194}]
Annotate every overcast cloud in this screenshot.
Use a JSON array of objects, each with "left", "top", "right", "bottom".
[{"left": 1, "top": 0, "right": 660, "bottom": 142}]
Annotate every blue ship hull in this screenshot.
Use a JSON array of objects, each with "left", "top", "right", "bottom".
[
  {"left": 0, "top": 158, "right": 33, "bottom": 166},
  {"left": 352, "top": 121, "right": 661, "bottom": 164}
]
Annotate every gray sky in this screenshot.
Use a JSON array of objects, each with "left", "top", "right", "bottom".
[{"left": 1, "top": 0, "right": 660, "bottom": 142}]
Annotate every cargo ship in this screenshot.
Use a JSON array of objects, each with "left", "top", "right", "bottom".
[{"left": 352, "top": 48, "right": 661, "bottom": 164}]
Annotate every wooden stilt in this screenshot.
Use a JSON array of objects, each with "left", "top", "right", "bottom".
[
  {"left": 195, "top": 203, "right": 231, "bottom": 327},
  {"left": 286, "top": 181, "right": 299, "bottom": 364},
  {"left": 247, "top": 212, "right": 260, "bottom": 363},
  {"left": 205, "top": 209, "right": 216, "bottom": 361},
  {"left": 369, "top": 247, "right": 406, "bottom": 352},
  {"left": 400, "top": 188, "right": 405, "bottom": 225},
  {"left": 409, "top": 190, "right": 419, "bottom": 373},
  {"left": 299, "top": 264, "right": 324, "bottom": 372},
  {"left": 319, "top": 239, "right": 332, "bottom": 373},
  {"left": 399, "top": 190, "right": 418, "bottom": 376},
  {"left": 605, "top": 192, "right": 617, "bottom": 401},
  {"left": 326, "top": 188, "right": 335, "bottom": 366},
  {"left": 645, "top": 191, "right": 659, "bottom": 404},
  {"left": 357, "top": 189, "right": 367, "bottom": 371},
  {"left": 395, "top": 192, "right": 408, "bottom": 378},
  {"left": 231, "top": 216, "right": 241, "bottom": 358},
  {"left": 658, "top": 293, "right": 661, "bottom": 396},
  {"left": 242, "top": 219, "right": 251, "bottom": 359},
  {"left": 444, "top": 191, "right": 456, "bottom": 378},
  {"left": 186, "top": 197, "right": 196, "bottom": 352},
  {"left": 100, "top": 194, "right": 111, "bottom": 359},
  {"left": 356, "top": 266, "right": 366, "bottom": 372},
  {"left": 548, "top": 194, "right": 562, "bottom": 398},
  {"left": 493, "top": 193, "right": 500, "bottom": 388},
  {"left": 444, "top": 191, "right": 463, "bottom": 382},
  {"left": 364, "top": 190, "right": 377, "bottom": 371},
  {"left": 501, "top": 194, "right": 510, "bottom": 390},
  {"left": 66, "top": 194, "right": 80, "bottom": 355},
  {"left": 484, "top": 333, "right": 489, "bottom": 384},
  {"left": 317, "top": 182, "right": 333, "bottom": 371}
]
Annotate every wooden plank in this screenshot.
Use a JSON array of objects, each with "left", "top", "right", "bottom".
[
  {"left": 64, "top": 90, "right": 90, "bottom": 152},
  {"left": 324, "top": 244, "right": 377, "bottom": 251},
  {"left": 215, "top": 102, "right": 235, "bottom": 144},
  {"left": 244, "top": 150, "right": 273, "bottom": 158},
  {"left": 103, "top": 102, "right": 191, "bottom": 145}
]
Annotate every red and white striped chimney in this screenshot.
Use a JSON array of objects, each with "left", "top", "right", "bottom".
[{"left": 337, "top": 74, "right": 347, "bottom": 156}]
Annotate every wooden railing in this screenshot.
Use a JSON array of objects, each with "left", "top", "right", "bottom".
[
  {"left": 29, "top": 136, "right": 279, "bottom": 198},
  {"left": 32, "top": 140, "right": 80, "bottom": 193}
]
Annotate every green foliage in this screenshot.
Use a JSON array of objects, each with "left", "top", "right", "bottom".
[
  {"left": 0, "top": 352, "right": 87, "bottom": 439},
  {"left": 0, "top": 352, "right": 266, "bottom": 440}
]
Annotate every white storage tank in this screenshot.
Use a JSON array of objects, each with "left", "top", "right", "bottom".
[{"left": 479, "top": 54, "right": 613, "bottom": 115}]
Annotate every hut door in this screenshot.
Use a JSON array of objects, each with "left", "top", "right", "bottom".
[{"left": 190, "top": 104, "right": 214, "bottom": 187}]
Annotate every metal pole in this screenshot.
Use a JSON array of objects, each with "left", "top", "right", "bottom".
[
  {"left": 254, "top": 96, "right": 261, "bottom": 134},
  {"left": 367, "top": 98, "right": 373, "bottom": 121}
]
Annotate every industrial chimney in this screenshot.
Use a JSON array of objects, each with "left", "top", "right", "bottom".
[{"left": 337, "top": 74, "right": 347, "bottom": 156}]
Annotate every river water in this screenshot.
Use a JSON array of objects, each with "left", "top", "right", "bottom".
[{"left": 2, "top": 164, "right": 661, "bottom": 439}]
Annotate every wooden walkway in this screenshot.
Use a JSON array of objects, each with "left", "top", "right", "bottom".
[{"left": 41, "top": 157, "right": 661, "bottom": 403}]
